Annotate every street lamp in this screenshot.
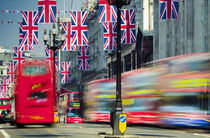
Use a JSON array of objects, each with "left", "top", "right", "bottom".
[
  {"left": 43, "top": 24, "right": 65, "bottom": 51},
  {"left": 107, "top": 0, "right": 131, "bottom": 135},
  {"left": 42, "top": 24, "right": 65, "bottom": 106}
]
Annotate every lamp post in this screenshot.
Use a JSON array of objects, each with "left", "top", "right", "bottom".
[
  {"left": 107, "top": 0, "right": 131, "bottom": 135},
  {"left": 42, "top": 24, "right": 65, "bottom": 105}
]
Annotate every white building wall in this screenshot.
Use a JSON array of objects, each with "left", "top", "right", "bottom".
[{"left": 143, "top": 0, "right": 153, "bottom": 32}]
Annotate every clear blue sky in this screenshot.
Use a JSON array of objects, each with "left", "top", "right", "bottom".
[{"left": 0, "top": 0, "right": 83, "bottom": 57}]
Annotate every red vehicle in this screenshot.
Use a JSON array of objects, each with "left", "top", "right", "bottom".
[
  {"left": 13, "top": 60, "right": 56, "bottom": 127},
  {"left": 122, "top": 68, "right": 162, "bottom": 124},
  {"left": 66, "top": 92, "right": 83, "bottom": 123},
  {"left": 0, "top": 98, "right": 12, "bottom": 123},
  {"left": 84, "top": 53, "right": 210, "bottom": 128},
  {"left": 158, "top": 53, "right": 210, "bottom": 128},
  {"left": 84, "top": 69, "right": 162, "bottom": 124},
  {"left": 84, "top": 79, "right": 116, "bottom": 122}
]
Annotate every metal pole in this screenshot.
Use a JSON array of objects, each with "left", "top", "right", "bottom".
[
  {"left": 53, "top": 49, "right": 56, "bottom": 107},
  {"left": 109, "top": 1, "right": 130, "bottom": 135},
  {"left": 111, "top": 5, "right": 124, "bottom": 135},
  {"left": 115, "top": 6, "right": 122, "bottom": 113}
]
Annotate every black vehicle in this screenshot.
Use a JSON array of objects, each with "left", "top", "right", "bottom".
[{"left": 0, "top": 110, "right": 11, "bottom": 123}]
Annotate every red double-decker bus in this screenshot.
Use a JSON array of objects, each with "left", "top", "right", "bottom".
[
  {"left": 66, "top": 92, "right": 83, "bottom": 123},
  {"left": 84, "top": 53, "right": 210, "bottom": 128},
  {"left": 0, "top": 98, "right": 12, "bottom": 111},
  {"left": 13, "top": 60, "right": 56, "bottom": 127},
  {"left": 0, "top": 98, "right": 12, "bottom": 123}
]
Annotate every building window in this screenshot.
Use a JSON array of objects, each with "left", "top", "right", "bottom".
[
  {"left": 124, "top": 54, "right": 131, "bottom": 72},
  {"left": 108, "top": 63, "right": 111, "bottom": 78},
  {"left": 132, "top": 51, "right": 136, "bottom": 70},
  {"left": 112, "top": 61, "right": 117, "bottom": 76}
]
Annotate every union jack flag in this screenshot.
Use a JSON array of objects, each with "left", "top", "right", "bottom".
[
  {"left": 38, "top": 0, "right": 57, "bottom": 23},
  {"left": 121, "top": 9, "right": 136, "bottom": 44},
  {"left": 19, "top": 23, "right": 33, "bottom": 51},
  {"left": 61, "top": 22, "right": 76, "bottom": 51},
  {"left": 70, "top": 11, "right": 88, "bottom": 46},
  {"left": 103, "top": 22, "right": 117, "bottom": 50},
  {"left": 45, "top": 47, "right": 58, "bottom": 70},
  {"left": 60, "top": 62, "right": 71, "bottom": 83},
  {"left": 98, "top": 0, "right": 117, "bottom": 22},
  {"left": 78, "top": 46, "right": 90, "bottom": 70},
  {"left": 19, "top": 11, "right": 38, "bottom": 51},
  {"left": 0, "top": 77, "right": 9, "bottom": 98},
  {"left": 7, "top": 62, "right": 17, "bottom": 84},
  {"left": 160, "top": 0, "right": 179, "bottom": 20},
  {"left": 13, "top": 47, "right": 25, "bottom": 67}
]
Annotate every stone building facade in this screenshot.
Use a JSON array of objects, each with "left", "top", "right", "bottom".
[
  {"left": 59, "top": 0, "right": 154, "bottom": 92},
  {"left": 153, "top": 0, "right": 210, "bottom": 60},
  {"left": 106, "top": 0, "right": 154, "bottom": 77},
  {"left": 59, "top": 0, "right": 108, "bottom": 93},
  {"left": 0, "top": 47, "right": 14, "bottom": 98},
  {"left": 57, "top": 0, "right": 210, "bottom": 117}
]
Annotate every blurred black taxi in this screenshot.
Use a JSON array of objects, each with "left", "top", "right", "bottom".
[{"left": 0, "top": 110, "right": 12, "bottom": 123}]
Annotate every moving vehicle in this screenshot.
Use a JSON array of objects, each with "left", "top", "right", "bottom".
[
  {"left": 66, "top": 92, "right": 83, "bottom": 123},
  {"left": 13, "top": 60, "right": 56, "bottom": 127},
  {"left": 84, "top": 53, "right": 210, "bottom": 128},
  {"left": 0, "top": 98, "right": 12, "bottom": 123},
  {"left": 159, "top": 53, "right": 210, "bottom": 127},
  {"left": 84, "top": 78, "right": 116, "bottom": 122},
  {"left": 84, "top": 69, "right": 162, "bottom": 124}
]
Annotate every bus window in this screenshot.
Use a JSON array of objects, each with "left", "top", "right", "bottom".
[
  {"left": 98, "top": 100, "right": 113, "bottom": 111},
  {"left": 188, "top": 60, "right": 210, "bottom": 72},
  {"left": 24, "top": 66, "right": 39, "bottom": 75},
  {"left": 24, "top": 66, "right": 47, "bottom": 75},
  {"left": 40, "top": 66, "right": 47, "bottom": 74},
  {"left": 68, "top": 101, "right": 80, "bottom": 108},
  {"left": 30, "top": 92, "right": 47, "bottom": 99},
  {"left": 169, "top": 59, "right": 210, "bottom": 74},
  {"left": 69, "top": 93, "right": 82, "bottom": 101},
  {"left": 160, "top": 92, "right": 201, "bottom": 113}
]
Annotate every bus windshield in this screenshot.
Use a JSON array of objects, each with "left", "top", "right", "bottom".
[
  {"left": 24, "top": 66, "right": 47, "bottom": 75},
  {"left": 0, "top": 100, "right": 10, "bottom": 105},
  {"left": 67, "top": 108, "right": 82, "bottom": 117}
]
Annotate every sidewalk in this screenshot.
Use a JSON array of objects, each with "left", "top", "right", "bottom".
[
  {"left": 57, "top": 123, "right": 110, "bottom": 138},
  {"left": 56, "top": 123, "right": 140, "bottom": 138}
]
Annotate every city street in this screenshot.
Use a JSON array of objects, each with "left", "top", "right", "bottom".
[{"left": 0, "top": 123, "right": 210, "bottom": 138}]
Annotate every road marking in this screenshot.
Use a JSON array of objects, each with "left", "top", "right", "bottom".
[
  {"left": 0, "top": 130, "right": 10, "bottom": 138},
  {"left": 0, "top": 125, "right": 11, "bottom": 138},
  {"left": 172, "top": 130, "right": 186, "bottom": 134},
  {"left": 194, "top": 133, "right": 210, "bottom": 137}
]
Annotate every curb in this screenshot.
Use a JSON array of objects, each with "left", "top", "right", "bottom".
[{"left": 98, "top": 132, "right": 140, "bottom": 138}]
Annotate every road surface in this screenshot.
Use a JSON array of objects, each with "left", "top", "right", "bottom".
[{"left": 0, "top": 123, "right": 209, "bottom": 138}]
